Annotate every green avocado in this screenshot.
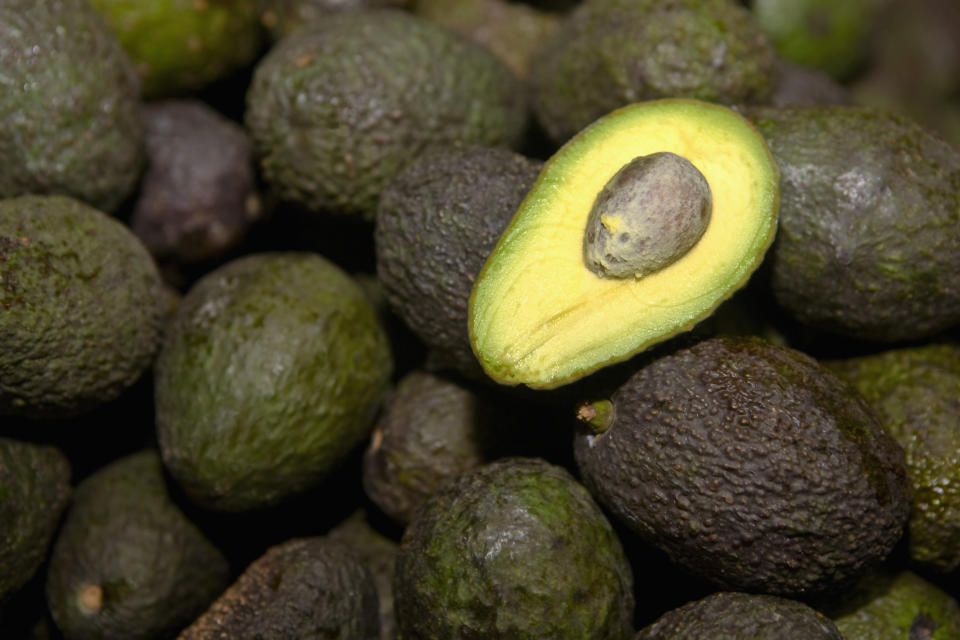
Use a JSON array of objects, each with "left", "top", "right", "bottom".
[
  {"left": 748, "top": 105, "right": 960, "bottom": 342},
  {"left": 155, "top": 251, "right": 393, "bottom": 511},
  {"left": 574, "top": 335, "right": 910, "bottom": 597},
  {"left": 394, "top": 457, "right": 634, "bottom": 639},
  {"left": 375, "top": 144, "right": 542, "bottom": 379},
  {"left": 179, "top": 536, "right": 380, "bottom": 640},
  {"left": 245, "top": 9, "right": 527, "bottom": 220},
  {"left": 826, "top": 344, "right": 960, "bottom": 572},
  {"left": 0, "top": 438, "right": 71, "bottom": 603},
  {"left": 0, "top": 0, "right": 144, "bottom": 213},
  {"left": 45, "top": 450, "right": 230, "bottom": 640},
  {"left": 636, "top": 592, "right": 843, "bottom": 639},
  {"left": 528, "top": 0, "right": 778, "bottom": 143},
  {"left": 87, "top": 0, "right": 263, "bottom": 99},
  {"left": 258, "top": 0, "right": 411, "bottom": 41},
  {"left": 0, "top": 195, "right": 165, "bottom": 419}
]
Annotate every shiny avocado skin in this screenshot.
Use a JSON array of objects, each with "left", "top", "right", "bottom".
[
  {"left": 394, "top": 457, "right": 635, "bottom": 639},
  {"left": 574, "top": 335, "right": 910, "bottom": 597}
]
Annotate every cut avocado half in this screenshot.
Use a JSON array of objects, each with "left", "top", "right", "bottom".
[{"left": 468, "top": 99, "right": 779, "bottom": 388}]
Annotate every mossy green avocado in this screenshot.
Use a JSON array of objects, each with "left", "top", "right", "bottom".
[
  {"left": 179, "top": 537, "right": 380, "bottom": 640},
  {"left": 45, "top": 450, "right": 230, "bottom": 640},
  {"left": 87, "top": 0, "right": 263, "bottom": 98},
  {"left": 469, "top": 99, "right": 779, "bottom": 388},
  {"left": 245, "top": 9, "right": 527, "bottom": 220},
  {"left": 574, "top": 335, "right": 910, "bottom": 596},
  {"left": 375, "top": 144, "right": 542, "bottom": 379},
  {"left": 0, "top": 195, "right": 165, "bottom": 419},
  {"left": 528, "top": 0, "right": 778, "bottom": 143},
  {"left": 748, "top": 105, "right": 960, "bottom": 342},
  {"left": 394, "top": 457, "right": 634, "bottom": 639},
  {"left": 636, "top": 592, "right": 843, "bottom": 639},
  {"left": 0, "top": 438, "right": 71, "bottom": 603},
  {"left": 155, "top": 252, "right": 393, "bottom": 511},
  {"left": 0, "top": 0, "right": 144, "bottom": 213},
  {"left": 827, "top": 344, "right": 960, "bottom": 572}
]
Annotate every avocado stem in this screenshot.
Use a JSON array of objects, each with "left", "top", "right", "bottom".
[
  {"left": 78, "top": 583, "right": 103, "bottom": 615},
  {"left": 576, "top": 399, "right": 615, "bottom": 434}
]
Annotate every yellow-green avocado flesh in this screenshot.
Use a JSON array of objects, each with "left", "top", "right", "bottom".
[{"left": 468, "top": 99, "right": 779, "bottom": 388}]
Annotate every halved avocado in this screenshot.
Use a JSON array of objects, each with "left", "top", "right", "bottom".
[{"left": 468, "top": 99, "right": 779, "bottom": 388}]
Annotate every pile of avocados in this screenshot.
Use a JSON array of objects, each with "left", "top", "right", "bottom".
[{"left": 3, "top": 0, "right": 960, "bottom": 638}]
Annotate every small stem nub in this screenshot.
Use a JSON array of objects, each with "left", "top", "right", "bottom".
[
  {"left": 576, "top": 399, "right": 615, "bottom": 434},
  {"left": 78, "top": 583, "right": 103, "bottom": 615}
]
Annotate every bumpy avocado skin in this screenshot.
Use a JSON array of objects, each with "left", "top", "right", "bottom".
[
  {"left": 88, "top": 0, "right": 263, "bottom": 98},
  {"left": 0, "top": 195, "right": 165, "bottom": 419},
  {"left": 394, "top": 457, "right": 634, "bottom": 639},
  {"left": 529, "top": 0, "right": 778, "bottom": 142},
  {"left": 45, "top": 451, "right": 230, "bottom": 640},
  {"left": 180, "top": 537, "right": 380, "bottom": 640},
  {"left": 749, "top": 106, "right": 960, "bottom": 342},
  {"left": 258, "top": 0, "right": 410, "bottom": 41},
  {"left": 375, "top": 145, "right": 542, "bottom": 378},
  {"left": 0, "top": 438, "right": 71, "bottom": 603},
  {"left": 245, "top": 10, "right": 527, "bottom": 220},
  {"left": 575, "top": 336, "right": 910, "bottom": 597},
  {"left": 828, "top": 570, "right": 960, "bottom": 639},
  {"left": 827, "top": 344, "right": 960, "bottom": 572},
  {"left": 0, "top": 0, "right": 144, "bottom": 213},
  {"left": 636, "top": 592, "right": 843, "bottom": 639},
  {"left": 155, "top": 252, "right": 393, "bottom": 511}
]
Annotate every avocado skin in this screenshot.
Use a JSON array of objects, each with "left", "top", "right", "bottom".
[
  {"left": 45, "top": 450, "right": 230, "bottom": 640},
  {"left": 749, "top": 105, "right": 960, "bottom": 342},
  {"left": 394, "top": 457, "right": 634, "bottom": 639},
  {"left": 0, "top": 438, "right": 71, "bottom": 603},
  {"left": 0, "top": 0, "right": 144, "bottom": 213},
  {"left": 529, "top": 0, "right": 777, "bottom": 142},
  {"left": 575, "top": 335, "right": 910, "bottom": 597},
  {"left": 0, "top": 195, "right": 165, "bottom": 419},
  {"left": 180, "top": 537, "right": 380, "bottom": 640},
  {"left": 259, "top": 0, "right": 410, "bottom": 41},
  {"left": 636, "top": 591, "right": 843, "bottom": 639},
  {"left": 155, "top": 252, "right": 393, "bottom": 511},
  {"left": 375, "top": 144, "right": 542, "bottom": 378},
  {"left": 245, "top": 9, "right": 527, "bottom": 220},
  {"left": 827, "top": 344, "right": 960, "bottom": 572}
]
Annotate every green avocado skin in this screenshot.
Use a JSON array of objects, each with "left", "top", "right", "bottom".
[
  {"left": 394, "top": 457, "right": 635, "bottom": 639},
  {"left": 375, "top": 144, "right": 542, "bottom": 378},
  {"left": 44, "top": 450, "right": 230, "bottom": 640},
  {"left": 245, "top": 9, "right": 527, "bottom": 220},
  {"left": 0, "top": 0, "right": 144, "bottom": 213},
  {"left": 636, "top": 591, "right": 843, "bottom": 639},
  {"left": 827, "top": 344, "right": 960, "bottom": 572},
  {"left": 0, "top": 438, "right": 71, "bottom": 603},
  {"left": 749, "top": 106, "right": 960, "bottom": 342},
  {"left": 529, "top": 0, "right": 777, "bottom": 142},
  {"left": 155, "top": 252, "right": 393, "bottom": 512},
  {"left": 0, "top": 195, "right": 165, "bottom": 419},
  {"left": 575, "top": 336, "right": 910, "bottom": 597},
  {"left": 259, "top": 0, "right": 410, "bottom": 41},
  {"left": 180, "top": 537, "right": 380, "bottom": 640}
]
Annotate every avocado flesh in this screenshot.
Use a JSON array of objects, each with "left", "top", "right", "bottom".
[{"left": 469, "top": 99, "right": 779, "bottom": 388}]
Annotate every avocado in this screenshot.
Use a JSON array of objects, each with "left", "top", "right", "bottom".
[
  {"left": 258, "top": 0, "right": 410, "bottom": 41},
  {"left": 0, "top": 195, "right": 165, "bottom": 419},
  {"left": 179, "top": 536, "right": 380, "bottom": 640},
  {"left": 469, "top": 99, "right": 779, "bottom": 388},
  {"left": 245, "top": 9, "right": 527, "bottom": 220},
  {"left": 574, "top": 335, "right": 910, "bottom": 596},
  {"left": 394, "top": 457, "right": 634, "bottom": 639},
  {"left": 0, "top": 438, "right": 71, "bottom": 603},
  {"left": 768, "top": 59, "right": 852, "bottom": 107},
  {"left": 155, "top": 251, "right": 393, "bottom": 511},
  {"left": 0, "top": 0, "right": 144, "bottom": 214},
  {"left": 87, "top": 0, "right": 263, "bottom": 99},
  {"left": 528, "top": 0, "right": 778, "bottom": 143},
  {"left": 748, "top": 105, "right": 960, "bottom": 342},
  {"left": 636, "top": 591, "right": 843, "bottom": 639},
  {"left": 826, "top": 344, "right": 960, "bottom": 572},
  {"left": 128, "top": 99, "right": 262, "bottom": 265},
  {"left": 826, "top": 570, "right": 960, "bottom": 639},
  {"left": 375, "top": 144, "right": 542, "bottom": 379},
  {"left": 45, "top": 450, "right": 230, "bottom": 640}
]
